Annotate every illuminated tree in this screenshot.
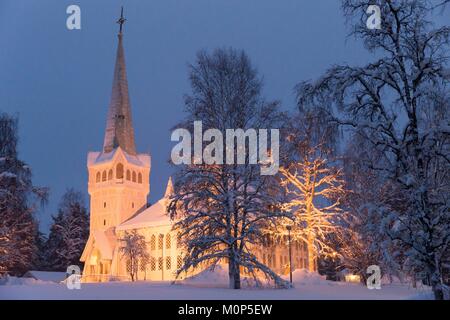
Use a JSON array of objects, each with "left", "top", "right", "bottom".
[
  {"left": 120, "top": 230, "right": 148, "bottom": 281},
  {"left": 279, "top": 150, "right": 345, "bottom": 272}
]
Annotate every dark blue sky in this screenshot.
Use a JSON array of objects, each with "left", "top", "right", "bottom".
[{"left": 2, "top": 0, "right": 444, "bottom": 233}]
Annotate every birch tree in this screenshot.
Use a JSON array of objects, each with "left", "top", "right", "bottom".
[
  {"left": 168, "top": 48, "right": 288, "bottom": 289},
  {"left": 120, "top": 230, "right": 148, "bottom": 281},
  {"left": 279, "top": 156, "right": 345, "bottom": 272},
  {"left": 297, "top": 0, "right": 450, "bottom": 299}
]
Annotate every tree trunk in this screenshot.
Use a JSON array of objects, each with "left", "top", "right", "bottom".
[
  {"left": 228, "top": 249, "right": 241, "bottom": 289},
  {"left": 307, "top": 232, "right": 316, "bottom": 272},
  {"left": 430, "top": 266, "right": 444, "bottom": 300}
]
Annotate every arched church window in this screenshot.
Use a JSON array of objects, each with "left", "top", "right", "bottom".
[
  {"left": 96, "top": 172, "right": 100, "bottom": 183},
  {"left": 158, "top": 234, "right": 164, "bottom": 250},
  {"left": 166, "top": 235, "right": 171, "bottom": 249},
  {"left": 150, "top": 235, "right": 156, "bottom": 250},
  {"left": 166, "top": 256, "right": 171, "bottom": 270},
  {"left": 102, "top": 171, "right": 107, "bottom": 182},
  {"left": 138, "top": 173, "right": 142, "bottom": 184},
  {"left": 158, "top": 257, "right": 163, "bottom": 270},
  {"left": 126, "top": 170, "right": 131, "bottom": 181},
  {"left": 132, "top": 171, "right": 136, "bottom": 182},
  {"left": 108, "top": 169, "right": 113, "bottom": 180},
  {"left": 116, "top": 163, "right": 124, "bottom": 179}
]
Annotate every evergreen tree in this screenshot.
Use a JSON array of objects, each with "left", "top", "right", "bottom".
[
  {"left": 44, "top": 189, "right": 89, "bottom": 271},
  {"left": 0, "top": 113, "right": 47, "bottom": 276}
]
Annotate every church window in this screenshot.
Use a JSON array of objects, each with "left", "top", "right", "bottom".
[
  {"left": 158, "top": 257, "right": 163, "bottom": 270},
  {"left": 177, "top": 256, "right": 182, "bottom": 269},
  {"left": 132, "top": 171, "right": 136, "bottom": 182},
  {"left": 158, "top": 234, "right": 164, "bottom": 250},
  {"left": 176, "top": 232, "right": 181, "bottom": 248},
  {"left": 132, "top": 202, "right": 134, "bottom": 209},
  {"left": 126, "top": 170, "right": 131, "bottom": 180},
  {"left": 150, "top": 257, "right": 156, "bottom": 271},
  {"left": 102, "top": 170, "right": 107, "bottom": 182},
  {"left": 138, "top": 173, "right": 142, "bottom": 183},
  {"left": 150, "top": 235, "right": 156, "bottom": 250},
  {"left": 108, "top": 169, "right": 113, "bottom": 180},
  {"left": 96, "top": 172, "right": 100, "bottom": 183},
  {"left": 116, "top": 163, "right": 124, "bottom": 179},
  {"left": 103, "top": 219, "right": 106, "bottom": 226},
  {"left": 166, "top": 257, "right": 171, "bottom": 270},
  {"left": 166, "top": 235, "right": 171, "bottom": 249}
]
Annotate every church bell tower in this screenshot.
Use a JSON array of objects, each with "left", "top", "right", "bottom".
[{"left": 86, "top": 8, "right": 150, "bottom": 234}]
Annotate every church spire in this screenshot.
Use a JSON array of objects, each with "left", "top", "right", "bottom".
[{"left": 103, "top": 7, "right": 137, "bottom": 155}]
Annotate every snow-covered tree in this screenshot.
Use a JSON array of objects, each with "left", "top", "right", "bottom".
[
  {"left": 119, "top": 230, "right": 148, "bottom": 281},
  {"left": 338, "top": 137, "right": 401, "bottom": 283},
  {"left": 44, "top": 189, "right": 89, "bottom": 271},
  {"left": 273, "top": 105, "right": 345, "bottom": 274},
  {"left": 296, "top": 0, "right": 450, "bottom": 299},
  {"left": 278, "top": 110, "right": 345, "bottom": 273},
  {"left": 279, "top": 158, "right": 344, "bottom": 272},
  {"left": 0, "top": 113, "right": 47, "bottom": 276},
  {"left": 32, "top": 229, "right": 48, "bottom": 270},
  {"left": 168, "top": 48, "right": 288, "bottom": 289}
]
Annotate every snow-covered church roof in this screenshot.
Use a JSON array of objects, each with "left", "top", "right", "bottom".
[
  {"left": 87, "top": 147, "right": 150, "bottom": 167},
  {"left": 117, "top": 177, "right": 175, "bottom": 231}
]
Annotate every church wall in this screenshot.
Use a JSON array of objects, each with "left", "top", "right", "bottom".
[{"left": 115, "top": 225, "right": 185, "bottom": 281}]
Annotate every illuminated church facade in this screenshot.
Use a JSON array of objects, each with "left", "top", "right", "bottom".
[{"left": 80, "top": 16, "right": 308, "bottom": 282}]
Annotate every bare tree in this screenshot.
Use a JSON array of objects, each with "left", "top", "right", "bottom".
[
  {"left": 168, "top": 48, "right": 288, "bottom": 289},
  {"left": 297, "top": 0, "right": 450, "bottom": 299},
  {"left": 276, "top": 110, "right": 345, "bottom": 272},
  {"left": 279, "top": 156, "right": 345, "bottom": 272},
  {"left": 120, "top": 230, "right": 148, "bottom": 282}
]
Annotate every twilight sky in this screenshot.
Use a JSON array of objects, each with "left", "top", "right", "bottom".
[{"left": 0, "top": 0, "right": 446, "bottom": 232}]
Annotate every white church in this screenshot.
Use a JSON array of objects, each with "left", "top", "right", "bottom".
[{"left": 80, "top": 14, "right": 308, "bottom": 282}]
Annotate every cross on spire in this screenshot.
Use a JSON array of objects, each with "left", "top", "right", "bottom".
[
  {"left": 117, "top": 6, "right": 126, "bottom": 34},
  {"left": 103, "top": 6, "right": 136, "bottom": 155}
]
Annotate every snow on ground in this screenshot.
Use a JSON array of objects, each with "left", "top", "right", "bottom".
[{"left": 0, "top": 268, "right": 433, "bottom": 300}]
